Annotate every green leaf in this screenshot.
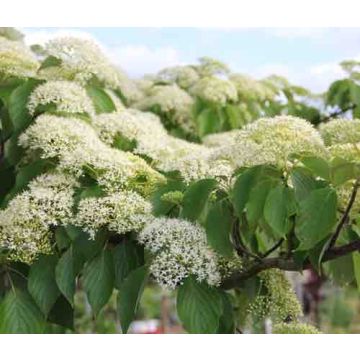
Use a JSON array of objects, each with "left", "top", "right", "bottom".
[
  {"left": 308, "top": 237, "right": 331, "bottom": 272},
  {"left": 55, "top": 227, "right": 71, "bottom": 251},
  {"left": 177, "top": 276, "right": 223, "bottom": 334},
  {"left": 0, "top": 289, "right": 45, "bottom": 333},
  {"left": 47, "top": 295, "right": 74, "bottom": 330},
  {"left": 0, "top": 108, "right": 13, "bottom": 141},
  {"left": 350, "top": 82, "right": 360, "bottom": 106},
  {"left": 196, "top": 108, "right": 219, "bottom": 137},
  {"left": 150, "top": 179, "right": 186, "bottom": 216},
  {"left": 205, "top": 200, "right": 233, "bottom": 257},
  {"left": 295, "top": 187, "right": 337, "bottom": 250},
  {"left": 55, "top": 246, "right": 81, "bottom": 306},
  {"left": 67, "top": 225, "right": 103, "bottom": 261},
  {"left": 324, "top": 254, "right": 354, "bottom": 285},
  {"left": 82, "top": 249, "right": 114, "bottom": 315},
  {"left": 112, "top": 134, "right": 136, "bottom": 151},
  {"left": 232, "top": 167, "right": 260, "bottom": 216},
  {"left": 0, "top": 166, "right": 15, "bottom": 205},
  {"left": 180, "top": 178, "right": 217, "bottom": 221},
  {"left": 3, "top": 159, "right": 54, "bottom": 205},
  {"left": 0, "top": 78, "right": 23, "bottom": 108},
  {"left": 327, "top": 79, "right": 353, "bottom": 108},
  {"left": 331, "top": 157, "right": 357, "bottom": 186},
  {"left": 113, "top": 240, "right": 144, "bottom": 289},
  {"left": 217, "top": 293, "right": 235, "bottom": 334},
  {"left": 300, "top": 156, "right": 330, "bottom": 181},
  {"left": 263, "top": 184, "right": 292, "bottom": 238},
  {"left": 8, "top": 79, "right": 39, "bottom": 134},
  {"left": 290, "top": 167, "right": 317, "bottom": 202},
  {"left": 117, "top": 266, "right": 148, "bottom": 334},
  {"left": 224, "top": 104, "right": 242, "bottom": 129},
  {"left": 246, "top": 178, "right": 278, "bottom": 226},
  {"left": 79, "top": 185, "right": 106, "bottom": 200},
  {"left": 2, "top": 135, "right": 24, "bottom": 167},
  {"left": 15, "top": 159, "right": 53, "bottom": 190},
  {"left": 353, "top": 252, "right": 360, "bottom": 292},
  {"left": 28, "top": 255, "right": 60, "bottom": 316},
  {"left": 39, "top": 55, "right": 62, "bottom": 70},
  {"left": 86, "top": 85, "right": 116, "bottom": 114}
]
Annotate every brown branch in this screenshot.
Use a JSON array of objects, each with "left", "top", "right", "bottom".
[
  {"left": 328, "top": 179, "right": 360, "bottom": 249},
  {"left": 221, "top": 239, "right": 360, "bottom": 289},
  {"left": 231, "top": 218, "right": 260, "bottom": 260},
  {"left": 222, "top": 179, "right": 360, "bottom": 290},
  {"left": 322, "top": 104, "right": 356, "bottom": 122},
  {"left": 261, "top": 238, "right": 284, "bottom": 258}
]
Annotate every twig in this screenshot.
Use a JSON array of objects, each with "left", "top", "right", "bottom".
[
  {"left": 328, "top": 179, "right": 359, "bottom": 249},
  {"left": 322, "top": 104, "right": 357, "bottom": 122},
  {"left": 8, "top": 267, "right": 28, "bottom": 281},
  {"left": 221, "top": 239, "right": 360, "bottom": 289},
  {"left": 222, "top": 178, "right": 360, "bottom": 289},
  {"left": 232, "top": 219, "right": 261, "bottom": 260},
  {"left": 261, "top": 238, "right": 284, "bottom": 258}
]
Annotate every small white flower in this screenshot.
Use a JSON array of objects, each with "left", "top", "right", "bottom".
[
  {"left": 190, "top": 76, "right": 238, "bottom": 104},
  {"left": 156, "top": 65, "right": 199, "bottom": 89},
  {"left": 138, "top": 218, "right": 221, "bottom": 289},
  {"left": 319, "top": 118, "right": 360, "bottom": 146},
  {"left": 27, "top": 80, "right": 95, "bottom": 116},
  {"left": 0, "top": 37, "right": 39, "bottom": 78},
  {"left": 75, "top": 191, "right": 153, "bottom": 239},
  {"left": 0, "top": 172, "right": 78, "bottom": 263},
  {"left": 19, "top": 114, "right": 164, "bottom": 194},
  {"left": 210, "top": 115, "right": 327, "bottom": 169},
  {"left": 134, "top": 84, "right": 194, "bottom": 132}
]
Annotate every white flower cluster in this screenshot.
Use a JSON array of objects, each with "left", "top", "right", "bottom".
[
  {"left": 104, "top": 88, "right": 125, "bottom": 111},
  {"left": 196, "top": 57, "right": 230, "bottom": 77},
  {"left": 203, "top": 129, "right": 241, "bottom": 148},
  {"left": 0, "top": 37, "right": 39, "bottom": 78},
  {"left": 230, "top": 73, "right": 277, "bottom": 102},
  {"left": 135, "top": 77, "right": 155, "bottom": 96},
  {"left": 134, "top": 84, "right": 195, "bottom": 132},
  {"left": 248, "top": 269, "right": 302, "bottom": 322},
  {"left": 328, "top": 142, "right": 360, "bottom": 162},
  {"left": 319, "top": 118, "right": 360, "bottom": 146},
  {"left": 138, "top": 217, "right": 221, "bottom": 289},
  {"left": 39, "top": 37, "right": 142, "bottom": 102},
  {"left": 156, "top": 65, "right": 200, "bottom": 89},
  {"left": 75, "top": 191, "right": 153, "bottom": 239},
  {"left": 0, "top": 173, "right": 78, "bottom": 263},
  {"left": 210, "top": 115, "right": 326, "bottom": 169},
  {"left": 136, "top": 134, "right": 234, "bottom": 184},
  {"left": 273, "top": 322, "right": 320, "bottom": 334},
  {"left": 19, "top": 114, "right": 164, "bottom": 195},
  {"left": 328, "top": 143, "right": 360, "bottom": 214},
  {"left": 18, "top": 114, "right": 99, "bottom": 160},
  {"left": 91, "top": 109, "right": 233, "bottom": 183},
  {"left": 190, "top": 76, "right": 238, "bottom": 104},
  {"left": 27, "top": 80, "right": 95, "bottom": 116},
  {"left": 92, "top": 109, "right": 167, "bottom": 146}
]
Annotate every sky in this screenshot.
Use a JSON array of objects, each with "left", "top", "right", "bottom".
[{"left": 22, "top": 27, "right": 360, "bottom": 93}]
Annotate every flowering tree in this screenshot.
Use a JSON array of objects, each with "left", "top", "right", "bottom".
[{"left": 1, "top": 28, "right": 360, "bottom": 334}]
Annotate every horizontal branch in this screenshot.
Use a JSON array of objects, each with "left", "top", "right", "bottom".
[
  {"left": 322, "top": 104, "right": 357, "bottom": 122},
  {"left": 221, "top": 239, "right": 360, "bottom": 289}
]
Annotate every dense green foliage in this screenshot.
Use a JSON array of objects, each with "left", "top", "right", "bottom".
[{"left": 1, "top": 28, "right": 360, "bottom": 334}]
